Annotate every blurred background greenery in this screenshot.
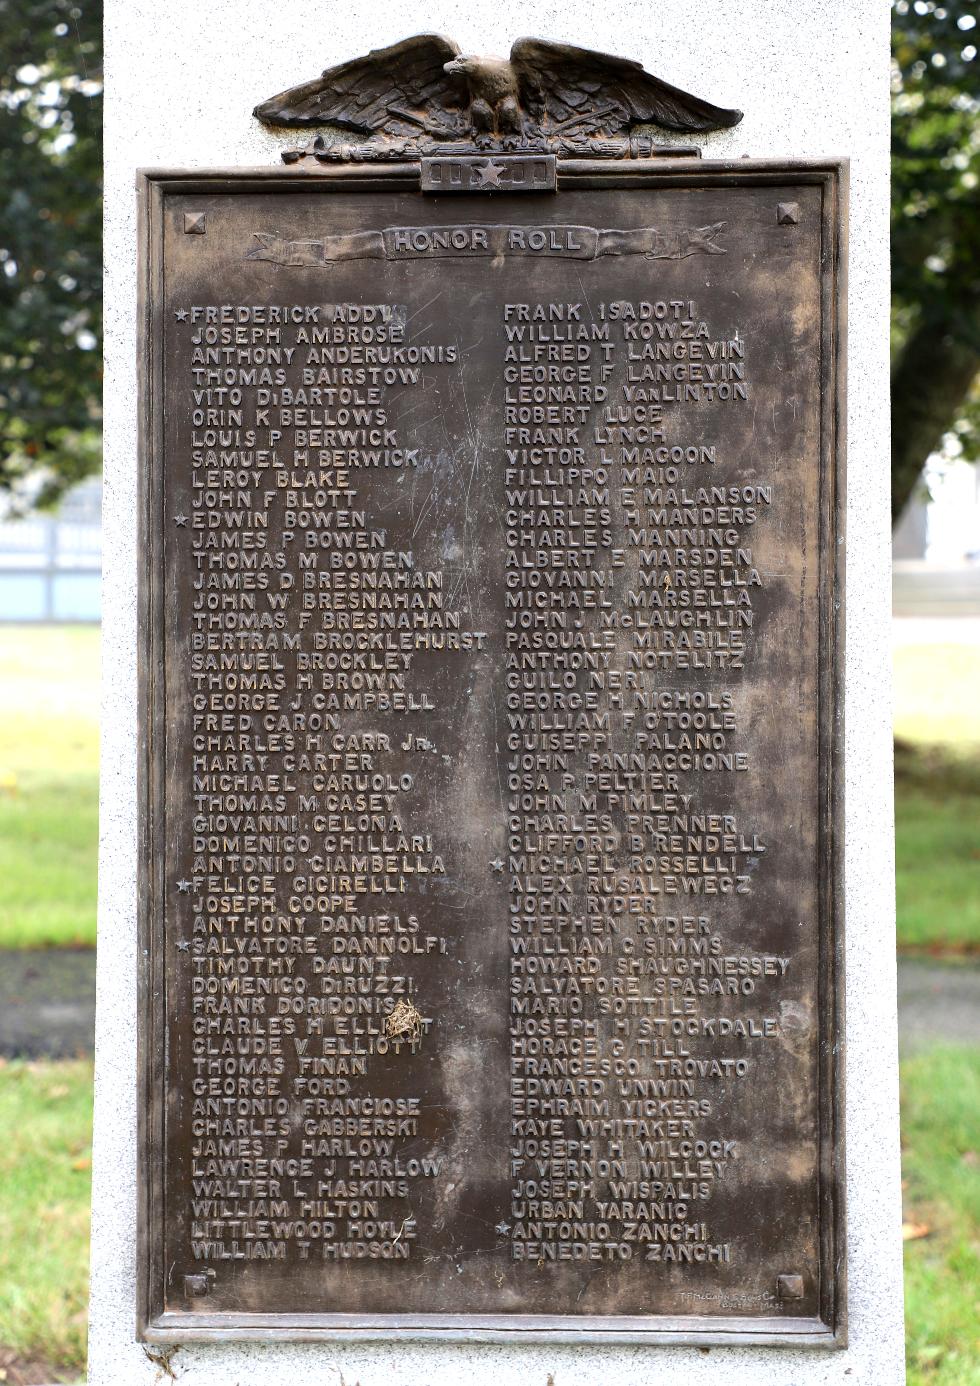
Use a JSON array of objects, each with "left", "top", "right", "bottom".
[{"left": 0, "top": 1, "right": 978, "bottom": 1384}]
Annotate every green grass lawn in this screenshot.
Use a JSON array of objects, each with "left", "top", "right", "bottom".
[
  {"left": 895, "top": 744, "right": 980, "bottom": 955},
  {"left": 902, "top": 1046, "right": 980, "bottom": 1386},
  {"left": 893, "top": 641, "right": 980, "bottom": 955},
  {"left": 0, "top": 1059, "right": 92, "bottom": 1381},
  {"left": 0, "top": 626, "right": 99, "bottom": 949},
  {"left": 893, "top": 641, "right": 979, "bottom": 1385}
]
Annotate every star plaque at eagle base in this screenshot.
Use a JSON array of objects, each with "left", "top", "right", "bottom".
[{"left": 137, "top": 34, "right": 845, "bottom": 1347}]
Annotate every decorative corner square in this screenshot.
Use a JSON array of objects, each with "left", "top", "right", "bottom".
[
  {"left": 776, "top": 202, "right": 800, "bottom": 225},
  {"left": 777, "top": 1272, "right": 805, "bottom": 1300},
  {"left": 183, "top": 211, "right": 207, "bottom": 235},
  {"left": 183, "top": 1273, "right": 210, "bottom": 1298}
]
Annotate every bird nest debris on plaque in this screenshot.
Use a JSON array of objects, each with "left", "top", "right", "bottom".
[{"left": 386, "top": 997, "right": 424, "bottom": 1043}]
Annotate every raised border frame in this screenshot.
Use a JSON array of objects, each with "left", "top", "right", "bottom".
[{"left": 136, "top": 158, "right": 847, "bottom": 1347}]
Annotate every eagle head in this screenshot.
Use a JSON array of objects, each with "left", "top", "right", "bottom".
[
  {"left": 443, "top": 55, "right": 480, "bottom": 79},
  {"left": 443, "top": 53, "right": 519, "bottom": 107}
]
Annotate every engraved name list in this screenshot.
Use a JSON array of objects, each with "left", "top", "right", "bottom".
[{"left": 139, "top": 169, "right": 843, "bottom": 1341}]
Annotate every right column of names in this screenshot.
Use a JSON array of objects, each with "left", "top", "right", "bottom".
[{"left": 502, "top": 293, "right": 791, "bottom": 1277}]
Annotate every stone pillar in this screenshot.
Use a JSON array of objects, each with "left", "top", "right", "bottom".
[{"left": 91, "top": 2, "right": 903, "bottom": 1381}]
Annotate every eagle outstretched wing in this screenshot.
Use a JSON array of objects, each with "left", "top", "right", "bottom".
[
  {"left": 511, "top": 38, "right": 742, "bottom": 136},
  {"left": 252, "top": 33, "right": 464, "bottom": 136}
]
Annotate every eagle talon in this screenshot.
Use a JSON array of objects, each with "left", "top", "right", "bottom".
[{"left": 469, "top": 96, "right": 495, "bottom": 137}]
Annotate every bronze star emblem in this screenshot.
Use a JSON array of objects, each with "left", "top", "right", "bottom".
[{"left": 472, "top": 159, "right": 506, "bottom": 188}]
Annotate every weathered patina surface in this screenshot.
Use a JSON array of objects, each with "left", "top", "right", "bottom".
[
  {"left": 252, "top": 34, "right": 742, "bottom": 163},
  {"left": 138, "top": 160, "right": 844, "bottom": 1343}
]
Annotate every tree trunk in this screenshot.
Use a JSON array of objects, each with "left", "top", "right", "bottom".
[{"left": 891, "top": 319, "right": 979, "bottom": 523}]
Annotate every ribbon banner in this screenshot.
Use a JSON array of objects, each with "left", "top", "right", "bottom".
[{"left": 245, "top": 222, "right": 727, "bottom": 267}]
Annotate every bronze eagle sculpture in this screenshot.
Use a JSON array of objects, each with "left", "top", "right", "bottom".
[{"left": 253, "top": 34, "right": 742, "bottom": 161}]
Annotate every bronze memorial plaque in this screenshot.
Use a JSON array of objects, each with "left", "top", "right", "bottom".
[{"left": 138, "top": 36, "right": 845, "bottom": 1347}]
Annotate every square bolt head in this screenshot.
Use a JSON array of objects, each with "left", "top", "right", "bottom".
[
  {"left": 777, "top": 1272, "right": 805, "bottom": 1300},
  {"left": 777, "top": 202, "right": 800, "bottom": 225},
  {"left": 183, "top": 1273, "right": 210, "bottom": 1298},
  {"left": 183, "top": 211, "right": 207, "bottom": 235}
]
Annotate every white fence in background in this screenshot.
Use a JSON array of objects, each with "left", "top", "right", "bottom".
[{"left": 0, "top": 480, "right": 102, "bottom": 622}]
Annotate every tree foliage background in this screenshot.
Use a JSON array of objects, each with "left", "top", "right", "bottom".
[
  {"left": 891, "top": 0, "right": 979, "bottom": 522},
  {"left": 0, "top": 0, "right": 101, "bottom": 513},
  {"left": 0, "top": 2, "right": 976, "bottom": 520}
]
